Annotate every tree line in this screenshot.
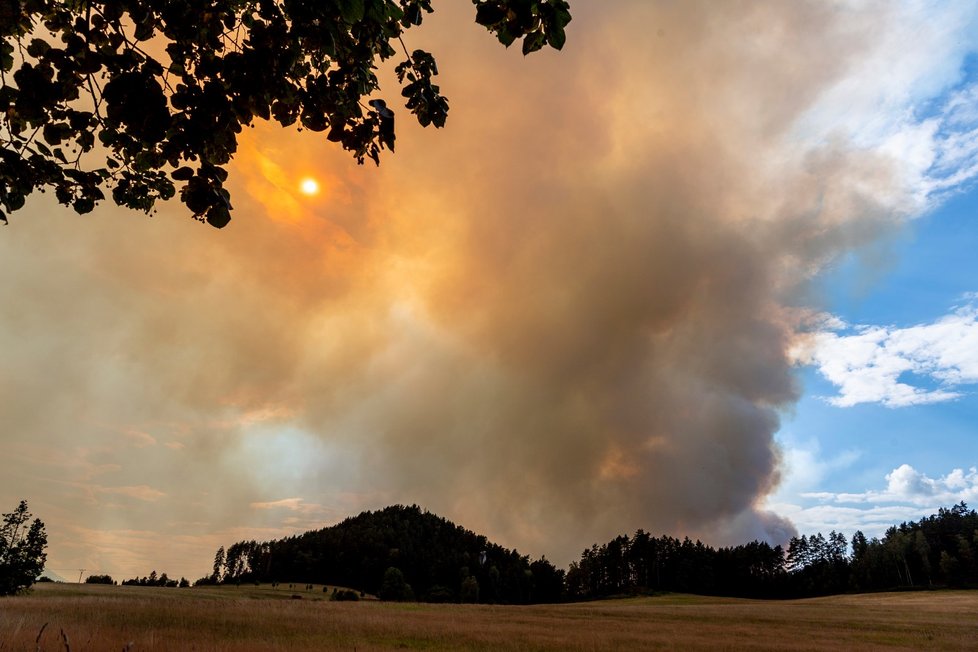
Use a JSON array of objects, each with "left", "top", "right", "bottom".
[
  {"left": 568, "top": 503, "right": 978, "bottom": 600},
  {"left": 5, "top": 500, "right": 978, "bottom": 600},
  {"left": 201, "top": 503, "right": 978, "bottom": 603},
  {"left": 566, "top": 533, "right": 786, "bottom": 599},
  {"left": 120, "top": 570, "right": 191, "bottom": 588}
]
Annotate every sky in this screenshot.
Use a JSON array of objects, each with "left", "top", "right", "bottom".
[{"left": 3, "top": 1, "right": 978, "bottom": 582}]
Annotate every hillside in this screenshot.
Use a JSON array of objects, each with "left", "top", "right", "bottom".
[
  {"left": 209, "top": 505, "right": 564, "bottom": 603},
  {"left": 207, "top": 502, "right": 978, "bottom": 604}
]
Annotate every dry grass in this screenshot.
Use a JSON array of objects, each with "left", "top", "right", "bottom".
[{"left": 2, "top": 584, "right": 977, "bottom": 651}]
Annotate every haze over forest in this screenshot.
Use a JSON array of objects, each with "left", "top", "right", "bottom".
[{"left": 3, "top": 0, "right": 978, "bottom": 582}]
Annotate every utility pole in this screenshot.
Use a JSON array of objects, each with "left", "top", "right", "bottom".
[{"left": 77, "top": 569, "right": 86, "bottom": 584}]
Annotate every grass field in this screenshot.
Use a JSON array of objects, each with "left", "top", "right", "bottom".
[{"left": 2, "top": 583, "right": 977, "bottom": 651}]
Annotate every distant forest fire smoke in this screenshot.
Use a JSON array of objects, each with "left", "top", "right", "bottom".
[{"left": 1, "top": 0, "right": 968, "bottom": 577}]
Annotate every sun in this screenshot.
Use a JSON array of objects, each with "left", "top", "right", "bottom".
[{"left": 299, "top": 177, "right": 320, "bottom": 196}]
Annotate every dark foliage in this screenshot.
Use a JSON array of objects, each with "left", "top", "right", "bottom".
[
  {"left": 121, "top": 569, "right": 179, "bottom": 587},
  {"left": 212, "top": 504, "right": 565, "bottom": 603},
  {"left": 569, "top": 503, "right": 978, "bottom": 600},
  {"left": 84, "top": 573, "right": 114, "bottom": 584},
  {"left": 331, "top": 587, "right": 360, "bottom": 601},
  {"left": 783, "top": 530, "right": 851, "bottom": 596},
  {"left": 845, "top": 502, "right": 978, "bottom": 593},
  {"left": 378, "top": 565, "right": 414, "bottom": 601},
  {"left": 1, "top": 0, "right": 571, "bottom": 227},
  {"left": 780, "top": 504, "right": 978, "bottom": 595},
  {"left": 566, "top": 532, "right": 787, "bottom": 600},
  {"left": 0, "top": 500, "right": 48, "bottom": 596}
]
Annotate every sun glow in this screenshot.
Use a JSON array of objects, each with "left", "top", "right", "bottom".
[{"left": 299, "top": 177, "right": 320, "bottom": 196}]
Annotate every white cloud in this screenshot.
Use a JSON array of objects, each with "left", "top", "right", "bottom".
[
  {"left": 772, "top": 463, "right": 978, "bottom": 539},
  {"left": 775, "top": 439, "right": 861, "bottom": 497},
  {"left": 770, "top": 501, "right": 938, "bottom": 538},
  {"left": 801, "top": 463, "right": 978, "bottom": 506},
  {"left": 795, "top": 2, "right": 978, "bottom": 213},
  {"left": 925, "top": 84, "right": 978, "bottom": 199},
  {"left": 804, "top": 302, "right": 978, "bottom": 407}
]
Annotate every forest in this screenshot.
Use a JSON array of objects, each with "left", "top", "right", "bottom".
[
  {"left": 568, "top": 503, "right": 978, "bottom": 599},
  {"left": 200, "top": 503, "right": 978, "bottom": 603},
  {"left": 201, "top": 505, "right": 565, "bottom": 604}
]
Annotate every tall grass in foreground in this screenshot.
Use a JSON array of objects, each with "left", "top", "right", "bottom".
[{"left": 2, "top": 584, "right": 977, "bottom": 651}]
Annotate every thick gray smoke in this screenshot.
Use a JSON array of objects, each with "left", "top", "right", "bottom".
[{"left": 0, "top": 1, "right": 961, "bottom": 577}]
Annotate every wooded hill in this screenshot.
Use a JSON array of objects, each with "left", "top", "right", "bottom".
[
  {"left": 203, "top": 505, "right": 564, "bottom": 604},
  {"left": 202, "top": 503, "right": 978, "bottom": 602}
]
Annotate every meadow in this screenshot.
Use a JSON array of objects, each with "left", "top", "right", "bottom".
[{"left": 2, "top": 583, "right": 976, "bottom": 651}]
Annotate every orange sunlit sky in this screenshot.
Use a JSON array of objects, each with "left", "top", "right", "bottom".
[{"left": 4, "top": 1, "right": 978, "bottom": 582}]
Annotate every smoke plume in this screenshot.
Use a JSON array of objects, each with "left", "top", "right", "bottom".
[{"left": 1, "top": 0, "right": 973, "bottom": 577}]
